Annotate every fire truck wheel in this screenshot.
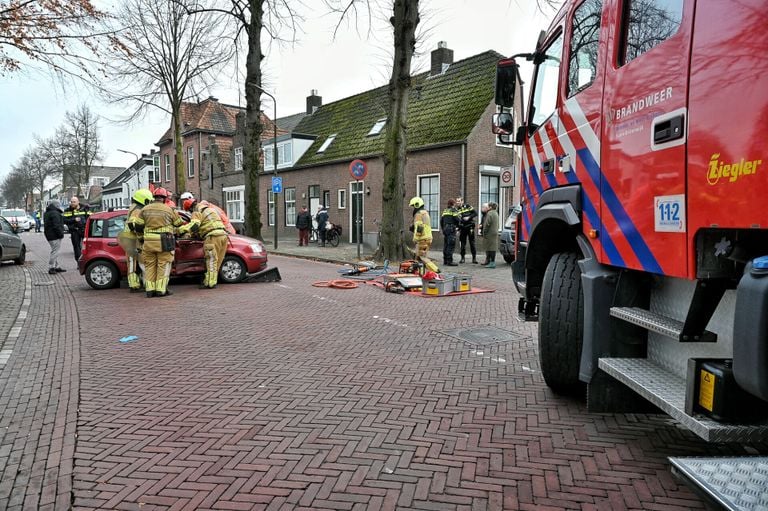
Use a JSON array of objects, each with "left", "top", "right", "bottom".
[{"left": 539, "top": 252, "right": 585, "bottom": 397}]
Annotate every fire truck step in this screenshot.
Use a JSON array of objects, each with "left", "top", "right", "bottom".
[
  {"left": 669, "top": 456, "right": 768, "bottom": 511},
  {"left": 609, "top": 306, "right": 717, "bottom": 342},
  {"left": 598, "top": 358, "right": 768, "bottom": 442}
]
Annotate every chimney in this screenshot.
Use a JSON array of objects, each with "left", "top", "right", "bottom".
[
  {"left": 431, "top": 41, "right": 453, "bottom": 76},
  {"left": 306, "top": 89, "right": 322, "bottom": 114}
]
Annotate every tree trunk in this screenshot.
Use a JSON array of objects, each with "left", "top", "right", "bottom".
[
  {"left": 243, "top": 0, "right": 265, "bottom": 240},
  {"left": 173, "top": 109, "right": 186, "bottom": 196},
  {"left": 377, "top": 0, "right": 419, "bottom": 262}
]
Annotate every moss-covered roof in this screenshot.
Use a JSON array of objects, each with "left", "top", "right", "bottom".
[{"left": 293, "top": 50, "right": 503, "bottom": 167}]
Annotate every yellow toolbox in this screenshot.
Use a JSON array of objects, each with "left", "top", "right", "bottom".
[
  {"left": 423, "top": 278, "right": 453, "bottom": 296},
  {"left": 452, "top": 275, "right": 472, "bottom": 292}
]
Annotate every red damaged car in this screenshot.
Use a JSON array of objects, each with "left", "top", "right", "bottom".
[{"left": 78, "top": 209, "right": 268, "bottom": 290}]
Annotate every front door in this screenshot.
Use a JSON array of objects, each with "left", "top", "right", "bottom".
[
  {"left": 350, "top": 181, "right": 364, "bottom": 243},
  {"left": 601, "top": 0, "right": 691, "bottom": 278}
]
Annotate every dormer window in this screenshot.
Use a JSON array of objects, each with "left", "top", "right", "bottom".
[
  {"left": 317, "top": 134, "right": 336, "bottom": 153},
  {"left": 367, "top": 119, "right": 387, "bottom": 136}
]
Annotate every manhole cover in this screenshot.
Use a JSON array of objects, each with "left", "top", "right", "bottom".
[{"left": 440, "top": 326, "right": 528, "bottom": 345}]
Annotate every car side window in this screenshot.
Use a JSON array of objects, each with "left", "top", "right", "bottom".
[
  {"left": 0, "top": 217, "right": 10, "bottom": 232},
  {"left": 90, "top": 219, "right": 104, "bottom": 238},
  {"left": 107, "top": 216, "right": 126, "bottom": 238},
  {"left": 620, "top": 0, "right": 683, "bottom": 65},
  {"left": 568, "top": 0, "right": 602, "bottom": 96}
]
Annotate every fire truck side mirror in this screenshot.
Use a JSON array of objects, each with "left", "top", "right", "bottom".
[
  {"left": 492, "top": 113, "right": 519, "bottom": 145},
  {"left": 495, "top": 59, "right": 518, "bottom": 108}
]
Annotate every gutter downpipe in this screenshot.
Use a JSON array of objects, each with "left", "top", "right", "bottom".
[{"left": 460, "top": 143, "right": 467, "bottom": 199}]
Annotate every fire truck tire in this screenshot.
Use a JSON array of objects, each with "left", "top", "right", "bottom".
[{"left": 539, "top": 252, "right": 585, "bottom": 397}]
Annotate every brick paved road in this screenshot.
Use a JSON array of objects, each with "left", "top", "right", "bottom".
[{"left": 1, "top": 232, "right": 765, "bottom": 510}]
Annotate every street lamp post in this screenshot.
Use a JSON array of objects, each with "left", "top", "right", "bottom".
[
  {"left": 117, "top": 149, "right": 140, "bottom": 208},
  {"left": 251, "top": 83, "right": 279, "bottom": 250}
]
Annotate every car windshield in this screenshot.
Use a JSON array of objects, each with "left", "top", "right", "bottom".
[
  {"left": 1, "top": 209, "right": 25, "bottom": 218},
  {"left": 504, "top": 212, "right": 516, "bottom": 229}
]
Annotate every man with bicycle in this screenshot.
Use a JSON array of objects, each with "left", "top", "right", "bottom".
[{"left": 315, "top": 205, "right": 329, "bottom": 247}]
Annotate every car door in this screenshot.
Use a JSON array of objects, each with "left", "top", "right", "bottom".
[{"left": 0, "top": 217, "right": 21, "bottom": 260}]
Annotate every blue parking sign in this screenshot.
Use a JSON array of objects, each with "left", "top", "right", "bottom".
[{"left": 271, "top": 176, "right": 283, "bottom": 193}]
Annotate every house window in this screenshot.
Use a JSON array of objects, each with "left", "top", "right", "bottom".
[
  {"left": 279, "top": 143, "right": 292, "bottom": 166},
  {"left": 268, "top": 191, "right": 275, "bottom": 226},
  {"left": 323, "top": 190, "right": 331, "bottom": 209},
  {"left": 224, "top": 186, "right": 244, "bottom": 221},
  {"left": 417, "top": 174, "right": 440, "bottom": 230},
  {"left": 367, "top": 119, "right": 386, "bottom": 136},
  {"left": 264, "top": 142, "right": 293, "bottom": 170},
  {"left": 284, "top": 188, "right": 296, "bottom": 226},
  {"left": 338, "top": 189, "right": 346, "bottom": 209},
  {"left": 480, "top": 173, "right": 501, "bottom": 228},
  {"left": 187, "top": 146, "right": 194, "bottom": 177},
  {"left": 317, "top": 134, "right": 336, "bottom": 153},
  {"left": 152, "top": 155, "right": 160, "bottom": 182},
  {"left": 164, "top": 154, "right": 171, "bottom": 182},
  {"left": 568, "top": 0, "right": 602, "bottom": 96},
  {"left": 621, "top": 0, "right": 683, "bottom": 65},
  {"left": 234, "top": 147, "right": 243, "bottom": 171}
]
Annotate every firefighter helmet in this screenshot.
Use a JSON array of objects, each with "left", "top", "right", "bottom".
[
  {"left": 409, "top": 196, "right": 425, "bottom": 208},
  {"left": 153, "top": 187, "right": 168, "bottom": 199},
  {"left": 179, "top": 192, "right": 194, "bottom": 201},
  {"left": 132, "top": 188, "right": 153, "bottom": 206},
  {"left": 182, "top": 198, "right": 196, "bottom": 211}
]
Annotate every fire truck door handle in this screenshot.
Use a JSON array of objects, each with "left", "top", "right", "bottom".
[
  {"left": 541, "top": 159, "right": 554, "bottom": 173},
  {"left": 653, "top": 114, "right": 685, "bottom": 144},
  {"left": 107, "top": 242, "right": 119, "bottom": 246}
]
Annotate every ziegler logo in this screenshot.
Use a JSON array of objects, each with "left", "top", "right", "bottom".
[{"left": 707, "top": 153, "right": 762, "bottom": 185}]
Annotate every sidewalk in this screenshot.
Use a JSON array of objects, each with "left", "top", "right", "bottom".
[{"left": 266, "top": 236, "right": 509, "bottom": 279}]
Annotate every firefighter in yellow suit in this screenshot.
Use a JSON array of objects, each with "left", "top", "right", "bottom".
[
  {"left": 130, "top": 188, "right": 184, "bottom": 298},
  {"left": 119, "top": 189, "right": 153, "bottom": 292},
  {"left": 179, "top": 195, "right": 229, "bottom": 289},
  {"left": 409, "top": 196, "right": 433, "bottom": 258}
]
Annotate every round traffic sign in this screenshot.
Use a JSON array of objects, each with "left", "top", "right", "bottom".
[
  {"left": 501, "top": 168, "right": 514, "bottom": 186},
  {"left": 349, "top": 159, "right": 368, "bottom": 181}
]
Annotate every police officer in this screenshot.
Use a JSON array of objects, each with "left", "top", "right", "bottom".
[
  {"left": 455, "top": 196, "right": 478, "bottom": 264},
  {"left": 179, "top": 195, "right": 229, "bottom": 289},
  {"left": 63, "top": 196, "right": 90, "bottom": 260},
  {"left": 119, "top": 189, "right": 153, "bottom": 292},
  {"left": 130, "top": 188, "right": 184, "bottom": 297},
  {"left": 440, "top": 198, "right": 460, "bottom": 266}
]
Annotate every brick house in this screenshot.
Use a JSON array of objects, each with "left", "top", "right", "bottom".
[
  {"left": 255, "top": 44, "right": 521, "bottom": 248},
  {"left": 154, "top": 97, "right": 282, "bottom": 206}
]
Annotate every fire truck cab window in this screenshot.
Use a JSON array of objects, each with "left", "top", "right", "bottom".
[
  {"left": 568, "top": 0, "right": 602, "bottom": 96},
  {"left": 620, "top": 0, "right": 683, "bottom": 65},
  {"left": 530, "top": 32, "right": 563, "bottom": 128}
]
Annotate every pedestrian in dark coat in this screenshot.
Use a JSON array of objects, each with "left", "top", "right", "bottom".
[
  {"left": 296, "top": 206, "right": 312, "bottom": 246},
  {"left": 481, "top": 202, "right": 500, "bottom": 268},
  {"left": 43, "top": 200, "right": 66, "bottom": 274}
]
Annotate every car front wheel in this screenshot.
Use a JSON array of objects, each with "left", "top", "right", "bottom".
[
  {"left": 85, "top": 260, "right": 120, "bottom": 290},
  {"left": 219, "top": 255, "right": 246, "bottom": 283},
  {"left": 13, "top": 245, "right": 26, "bottom": 265}
]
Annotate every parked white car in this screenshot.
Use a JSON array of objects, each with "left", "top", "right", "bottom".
[{"left": 0, "top": 209, "right": 32, "bottom": 232}]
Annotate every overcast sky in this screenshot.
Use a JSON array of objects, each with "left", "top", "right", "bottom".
[{"left": 0, "top": 1, "right": 556, "bottom": 181}]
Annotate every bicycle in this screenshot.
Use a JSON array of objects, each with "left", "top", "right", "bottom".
[{"left": 324, "top": 223, "right": 342, "bottom": 247}]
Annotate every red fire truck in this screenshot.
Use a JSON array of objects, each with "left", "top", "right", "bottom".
[{"left": 492, "top": 0, "right": 767, "bottom": 507}]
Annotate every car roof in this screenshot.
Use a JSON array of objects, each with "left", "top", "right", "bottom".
[{"left": 89, "top": 209, "right": 128, "bottom": 219}]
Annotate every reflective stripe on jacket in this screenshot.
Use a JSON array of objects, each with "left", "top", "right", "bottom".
[
  {"left": 133, "top": 202, "right": 183, "bottom": 238},
  {"left": 412, "top": 209, "right": 432, "bottom": 242}
]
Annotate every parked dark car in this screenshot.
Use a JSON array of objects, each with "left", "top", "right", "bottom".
[
  {"left": 499, "top": 206, "right": 520, "bottom": 264},
  {"left": 78, "top": 210, "right": 269, "bottom": 289},
  {"left": 0, "top": 216, "right": 26, "bottom": 265}
]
